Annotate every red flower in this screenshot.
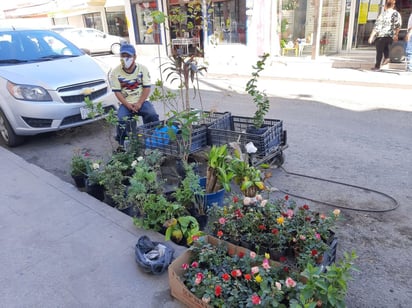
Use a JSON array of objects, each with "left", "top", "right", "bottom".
[
  {"left": 271, "top": 228, "right": 279, "bottom": 235},
  {"left": 311, "top": 249, "right": 318, "bottom": 256},
  {"left": 222, "top": 273, "right": 230, "bottom": 281},
  {"left": 305, "top": 216, "right": 311, "bottom": 221},
  {"left": 279, "top": 256, "right": 287, "bottom": 262},
  {"left": 215, "top": 285, "right": 222, "bottom": 297},
  {"left": 244, "top": 273, "right": 252, "bottom": 281},
  {"left": 303, "top": 204, "right": 309, "bottom": 210},
  {"left": 283, "top": 266, "right": 290, "bottom": 272},
  {"left": 251, "top": 294, "right": 261, "bottom": 305},
  {"left": 231, "top": 270, "right": 238, "bottom": 278},
  {"left": 233, "top": 196, "right": 239, "bottom": 203},
  {"left": 234, "top": 209, "right": 243, "bottom": 218},
  {"left": 258, "top": 224, "right": 266, "bottom": 231},
  {"left": 217, "top": 230, "right": 223, "bottom": 238},
  {"left": 238, "top": 251, "right": 245, "bottom": 258},
  {"left": 284, "top": 195, "right": 289, "bottom": 201}
]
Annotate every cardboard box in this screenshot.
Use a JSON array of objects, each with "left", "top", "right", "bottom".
[{"left": 168, "top": 235, "right": 250, "bottom": 307}]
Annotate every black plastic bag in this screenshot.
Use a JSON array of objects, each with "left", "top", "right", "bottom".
[{"left": 135, "top": 235, "right": 175, "bottom": 275}]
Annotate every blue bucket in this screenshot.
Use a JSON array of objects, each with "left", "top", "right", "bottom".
[{"left": 199, "top": 177, "right": 225, "bottom": 208}]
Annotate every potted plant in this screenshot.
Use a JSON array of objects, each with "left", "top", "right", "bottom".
[
  {"left": 84, "top": 158, "right": 105, "bottom": 201},
  {"left": 100, "top": 159, "right": 129, "bottom": 210},
  {"left": 164, "top": 215, "right": 205, "bottom": 246},
  {"left": 70, "top": 149, "right": 89, "bottom": 188},
  {"left": 245, "top": 52, "right": 270, "bottom": 132},
  {"left": 133, "top": 194, "right": 187, "bottom": 232},
  {"left": 205, "top": 144, "right": 234, "bottom": 193},
  {"left": 229, "top": 143, "right": 266, "bottom": 198}
]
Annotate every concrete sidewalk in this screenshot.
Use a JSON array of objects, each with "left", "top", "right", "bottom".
[{"left": 0, "top": 147, "right": 185, "bottom": 307}]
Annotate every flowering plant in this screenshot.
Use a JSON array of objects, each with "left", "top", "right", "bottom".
[
  {"left": 181, "top": 236, "right": 299, "bottom": 306},
  {"left": 85, "top": 159, "right": 105, "bottom": 185},
  {"left": 208, "top": 194, "right": 342, "bottom": 271},
  {"left": 70, "top": 149, "right": 89, "bottom": 177}
]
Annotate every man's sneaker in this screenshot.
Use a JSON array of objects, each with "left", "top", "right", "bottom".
[{"left": 371, "top": 67, "right": 381, "bottom": 71}]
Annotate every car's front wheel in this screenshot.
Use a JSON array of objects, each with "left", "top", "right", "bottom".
[
  {"left": 0, "top": 109, "right": 25, "bottom": 147},
  {"left": 111, "top": 43, "right": 121, "bottom": 55}
]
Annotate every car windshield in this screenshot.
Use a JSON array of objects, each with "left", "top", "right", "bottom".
[{"left": 0, "top": 29, "right": 84, "bottom": 65}]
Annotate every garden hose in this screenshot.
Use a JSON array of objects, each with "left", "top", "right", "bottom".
[{"left": 267, "top": 166, "right": 400, "bottom": 213}]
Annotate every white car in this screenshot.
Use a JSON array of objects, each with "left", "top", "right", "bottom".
[
  {"left": 0, "top": 27, "right": 118, "bottom": 147},
  {"left": 58, "top": 27, "right": 127, "bottom": 55}
]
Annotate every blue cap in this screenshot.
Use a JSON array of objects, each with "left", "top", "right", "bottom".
[{"left": 120, "top": 44, "right": 135, "bottom": 56}]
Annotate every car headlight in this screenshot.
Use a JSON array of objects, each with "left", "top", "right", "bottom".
[{"left": 7, "top": 81, "right": 52, "bottom": 101}]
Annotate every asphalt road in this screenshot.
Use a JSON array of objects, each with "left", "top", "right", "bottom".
[{"left": 3, "top": 68, "right": 412, "bottom": 307}]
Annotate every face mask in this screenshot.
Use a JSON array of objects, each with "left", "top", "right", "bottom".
[{"left": 121, "top": 57, "right": 134, "bottom": 69}]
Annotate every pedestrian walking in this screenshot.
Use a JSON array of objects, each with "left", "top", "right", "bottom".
[
  {"left": 368, "top": 0, "right": 401, "bottom": 71},
  {"left": 405, "top": 13, "right": 412, "bottom": 72},
  {"left": 109, "top": 43, "right": 159, "bottom": 147}
]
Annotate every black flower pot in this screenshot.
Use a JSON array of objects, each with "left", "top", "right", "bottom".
[
  {"left": 196, "top": 214, "right": 209, "bottom": 231},
  {"left": 85, "top": 179, "right": 105, "bottom": 201},
  {"left": 71, "top": 174, "right": 86, "bottom": 188},
  {"left": 119, "top": 205, "right": 141, "bottom": 217}
]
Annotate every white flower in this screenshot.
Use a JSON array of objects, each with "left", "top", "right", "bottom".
[
  {"left": 260, "top": 199, "right": 268, "bottom": 207},
  {"left": 243, "top": 197, "right": 252, "bottom": 206},
  {"left": 131, "top": 160, "right": 138, "bottom": 167},
  {"left": 137, "top": 156, "right": 144, "bottom": 162},
  {"left": 92, "top": 163, "right": 99, "bottom": 170},
  {"left": 245, "top": 142, "right": 257, "bottom": 154},
  {"left": 255, "top": 194, "right": 263, "bottom": 201}
]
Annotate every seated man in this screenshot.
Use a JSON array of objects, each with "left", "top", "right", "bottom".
[{"left": 109, "top": 44, "right": 159, "bottom": 146}]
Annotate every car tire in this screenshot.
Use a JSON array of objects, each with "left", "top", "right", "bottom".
[
  {"left": 111, "top": 43, "right": 121, "bottom": 55},
  {"left": 0, "top": 109, "right": 25, "bottom": 147}
]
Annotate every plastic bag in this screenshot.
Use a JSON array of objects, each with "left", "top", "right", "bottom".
[{"left": 135, "top": 235, "right": 175, "bottom": 275}]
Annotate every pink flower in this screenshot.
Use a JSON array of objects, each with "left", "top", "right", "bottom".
[
  {"left": 251, "top": 294, "right": 261, "bottom": 305},
  {"left": 191, "top": 261, "right": 199, "bottom": 268},
  {"left": 217, "top": 230, "right": 223, "bottom": 238},
  {"left": 218, "top": 217, "right": 226, "bottom": 224},
  {"left": 181, "top": 263, "right": 189, "bottom": 270},
  {"left": 315, "top": 233, "right": 321, "bottom": 240},
  {"left": 250, "top": 251, "right": 256, "bottom": 259},
  {"left": 251, "top": 266, "right": 259, "bottom": 274},
  {"left": 262, "top": 258, "right": 271, "bottom": 270},
  {"left": 260, "top": 199, "right": 268, "bottom": 207},
  {"left": 286, "top": 209, "right": 294, "bottom": 218},
  {"left": 299, "top": 235, "right": 306, "bottom": 241},
  {"left": 285, "top": 277, "right": 296, "bottom": 288},
  {"left": 195, "top": 272, "right": 204, "bottom": 285}
]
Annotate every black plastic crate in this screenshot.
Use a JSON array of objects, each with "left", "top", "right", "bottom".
[
  {"left": 136, "top": 120, "right": 207, "bottom": 156},
  {"left": 208, "top": 116, "right": 283, "bottom": 156},
  {"left": 136, "top": 111, "right": 231, "bottom": 157}
]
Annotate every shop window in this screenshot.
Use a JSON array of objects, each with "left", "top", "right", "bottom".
[
  {"left": 83, "top": 13, "right": 103, "bottom": 31},
  {"left": 207, "top": 0, "right": 246, "bottom": 45},
  {"left": 131, "top": 0, "right": 161, "bottom": 44},
  {"left": 107, "top": 12, "right": 129, "bottom": 37}
]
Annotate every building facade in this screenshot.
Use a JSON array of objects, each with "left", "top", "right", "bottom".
[{"left": 1, "top": 0, "right": 411, "bottom": 59}]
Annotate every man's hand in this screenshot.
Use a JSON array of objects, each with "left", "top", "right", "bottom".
[{"left": 129, "top": 102, "right": 141, "bottom": 113}]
